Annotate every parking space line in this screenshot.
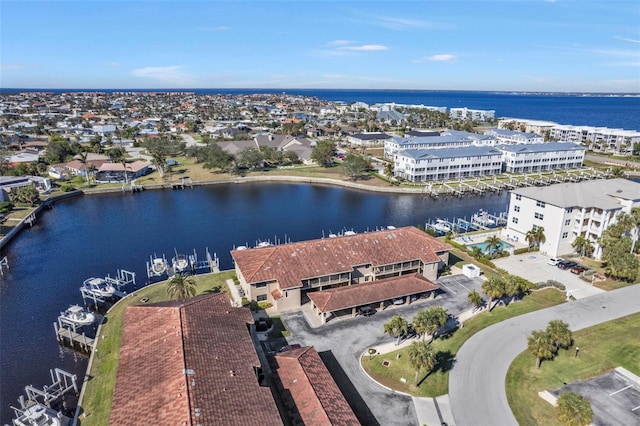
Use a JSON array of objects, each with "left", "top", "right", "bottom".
[
  {"left": 438, "top": 282, "right": 456, "bottom": 295},
  {"left": 609, "top": 384, "right": 633, "bottom": 396}
]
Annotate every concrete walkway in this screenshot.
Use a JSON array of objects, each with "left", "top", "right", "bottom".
[
  {"left": 225, "top": 278, "right": 242, "bottom": 307},
  {"left": 449, "top": 283, "right": 640, "bottom": 426}
]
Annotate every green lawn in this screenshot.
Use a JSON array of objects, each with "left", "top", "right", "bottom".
[
  {"left": 506, "top": 312, "right": 640, "bottom": 426},
  {"left": 78, "top": 270, "right": 235, "bottom": 426},
  {"left": 361, "top": 288, "right": 566, "bottom": 396}
]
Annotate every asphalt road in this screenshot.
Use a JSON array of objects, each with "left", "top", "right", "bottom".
[{"left": 449, "top": 283, "right": 640, "bottom": 426}]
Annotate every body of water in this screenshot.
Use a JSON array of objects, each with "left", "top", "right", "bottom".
[
  {"left": 3, "top": 88, "right": 639, "bottom": 130},
  {"left": 0, "top": 183, "right": 509, "bottom": 423}
]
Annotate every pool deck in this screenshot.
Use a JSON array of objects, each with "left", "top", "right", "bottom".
[{"left": 452, "top": 229, "right": 528, "bottom": 253}]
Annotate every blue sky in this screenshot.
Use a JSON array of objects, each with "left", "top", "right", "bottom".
[{"left": 1, "top": 1, "right": 639, "bottom": 92}]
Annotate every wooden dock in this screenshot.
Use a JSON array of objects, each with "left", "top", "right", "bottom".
[{"left": 54, "top": 323, "right": 94, "bottom": 352}]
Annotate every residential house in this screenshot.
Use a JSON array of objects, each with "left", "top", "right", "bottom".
[
  {"left": 347, "top": 132, "right": 393, "bottom": 147},
  {"left": 95, "top": 160, "right": 150, "bottom": 183}
]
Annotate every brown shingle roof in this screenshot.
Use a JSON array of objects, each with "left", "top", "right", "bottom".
[
  {"left": 110, "top": 293, "right": 282, "bottom": 426},
  {"left": 232, "top": 226, "right": 451, "bottom": 290},
  {"left": 274, "top": 347, "right": 360, "bottom": 426},
  {"left": 307, "top": 273, "right": 439, "bottom": 313}
]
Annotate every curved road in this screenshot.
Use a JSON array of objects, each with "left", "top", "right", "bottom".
[{"left": 450, "top": 284, "right": 640, "bottom": 426}]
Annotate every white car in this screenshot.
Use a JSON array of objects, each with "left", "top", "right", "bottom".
[
  {"left": 547, "top": 257, "right": 563, "bottom": 266},
  {"left": 392, "top": 297, "right": 405, "bottom": 305}
]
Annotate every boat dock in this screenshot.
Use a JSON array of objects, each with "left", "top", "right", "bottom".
[
  {"left": 80, "top": 269, "right": 136, "bottom": 307},
  {"left": 0, "top": 255, "right": 8, "bottom": 276},
  {"left": 424, "top": 209, "right": 507, "bottom": 235},
  {"left": 54, "top": 322, "right": 95, "bottom": 352},
  {"left": 171, "top": 177, "right": 193, "bottom": 189},
  {"left": 148, "top": 248, "right": 220, "bottom": 280}
]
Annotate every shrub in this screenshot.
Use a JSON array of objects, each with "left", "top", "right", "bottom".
[
  {"left": 241, "top": 296, "right": 249, "bottom": 306},
  {"left": 60, "top": 184, "right": 76, "bottom": 192},
  {"left": 0, "top": 201, "right": 13, "bottom": 214},
  {"left": 513, "top": 247, "right": 529, "bottom": 255},
  {"left": 257, "top": 301, "right": 273, "bottom": 310}
]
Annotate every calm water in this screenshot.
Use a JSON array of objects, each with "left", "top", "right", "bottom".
[
  {"left": 0, "top": 182, "right": 509, "bottom": 422},
  {"left": 4, "top": 88, "right": 639, "bottom": 130}
]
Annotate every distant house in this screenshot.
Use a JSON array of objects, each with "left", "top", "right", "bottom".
[
  {"left": 0, "top": 176, "right": 51, "bottom": 201},
  {"left": 376, "top": 110, "right": 406, "bottom": 125},
  {"left": 110, "top": 293, "right": 282, "bottom": 426},
  {"left": 254, "top": 134, "right": 314, "bottom": 163},
  {"left": 95, "top": 160, "right": 150, "bottom": 183},
  {"left": 347, "top": 132, "right": 393, "bottom": 147},
  {"left": 484, "top": 128, "right": 543, "bottom": 144}
]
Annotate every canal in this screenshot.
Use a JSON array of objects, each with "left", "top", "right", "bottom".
[{"left": 0, "top": 182, "right": 509, "bottom": 423}]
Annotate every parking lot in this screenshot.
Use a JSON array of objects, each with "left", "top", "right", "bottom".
[
  {"left": 493, "top": 252, "right": 604, "bottom": 299},
  {"left": 279, "top": 274, "right": 483, "bottom": 425},
  {"left": 550, "top": 368, "right": 640, "bottom": 426}
]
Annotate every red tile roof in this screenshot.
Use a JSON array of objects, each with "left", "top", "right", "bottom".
[
  {"left": 307, "top": 273, "right": 439, "bottom": 313},
  {"left": 232, "top": 226, "right": 451, "bottom": 290},
  {"left": 274, "top": 347, "right": 360, "bottom": 426},
  {"left": 110, "top": 293, "right": 282, "bottom": 426}
]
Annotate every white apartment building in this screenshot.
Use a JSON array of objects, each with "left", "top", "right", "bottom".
[
  {"left": 384, "top": 130, "right": 496, "bottom": 159},
  {"left": 393, "top": 146, "right": 503, "bottom": 182},
  {"left": 498, "top": 142, "right": 586, "bottom": 173},
  {"left": 497, "top": 118, "right": 558, "bottom": 135},
  {"left": 484, "top": 128, "right": 543, "bottom": 144},
  {"left": 504, "top": 179, "right": 640, "bottom": 259},
  {"left": 550, "top": 125, "right": 640, "bottom": 155},
  {"left": 449, "top": 107, "right": 495, "bottom": 122}
]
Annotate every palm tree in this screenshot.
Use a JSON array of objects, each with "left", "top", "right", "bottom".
[
  {"left": 166, "top": 273, "right": 197, "bottom": 300},
  {"left": 534, "top": 226, "right": 546, "bottom": 249},
  {"left": 504, "top": 275, "right": 530, "bottom": 305},
  {"left": 527, "top": 329, "right": 555, "bottom": 369},
  {"left": 407, "top": 341, "right": 436, "bottom": 385},
  {"left": 423, "top": 306, "right": 449, "bottom": 343},
  {"left": 78, "top": 152, "right": 90, "bottom": 186},
  {"left": 571, "top": 235, "right": 594, "bottom": 258},
  {"left": 482, "top": 276, "right": 505, "bottom": 312},
  {"left": 546, "top": 320, "right": 573, "bottom": 352},
  {"left": 467, "top": 290, "right": 484, "bottom": 311},
  {"left": 484, "top": 235, "right": 502, "bottom": 258},
  {"left": 411, "top": 310, "right": 430, "bottom": 341},
  {"left": 383, "top": 315, "right": 408, "bottom": 345},
  {"left": 610, "top": 166, "right": 625, "bottom": 178},
  {"left": 383, "top": 162, "right": 394, "bottom": 180},
  {"left": 629, "top": 207, "right": 640, "bottom": 254},
  {"left": 525, "top": 228, "right": 537, "bottom": 251},
  {"left": 556, "top": 391, "right": 593, "bottom": 426}
]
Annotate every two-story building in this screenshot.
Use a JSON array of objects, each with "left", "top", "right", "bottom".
[
  {"left": 231, "top": 227, "right": 450, "bottom": 323},
  {"left": 504, "top": 179, "right": 640, "bottom": 259},
  {"left": 498, "top": 142, "right": 585, "bottom": 173},
  {"left": 384, "top": 130, "right": 496, "bottom": 159},
  {"left": 483, "top": 128, "right": 543, "bottom": 144}
]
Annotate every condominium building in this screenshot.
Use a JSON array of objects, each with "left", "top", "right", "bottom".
[
  {"left": 449, "top": 107, "right": 495, "bottom": 122},
  {"left": 497, "top": 118, "right": 558, "bottom": 135},
  {"left": 483, "top": 128, "right": 544, "bottom": 144},
  {"left": 549, "top": 125, "right": 640, "bottom": 154},
  {"left": 498, "top": 142, "right": 586, "bottom": 173},
  {"left": 347, "top": 132, "right": 394, "bottom": 147},
  {"left": 393, "top": 146, "right": 503, "bottom": 182},
  {"left": 504, "top": 179, "right": 640, "bottom": 259},
  {"left": 384, "top": 130, "right": 496, "bottom": 159}
]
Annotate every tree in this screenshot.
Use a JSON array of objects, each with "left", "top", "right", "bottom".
[
  {"left": 422, "top": 306, "right": 449, "bottom": 342},
  {"left": 525, "top": 226, "right": 546, "bottom": 251},
  {"left": 504, "top": 275, "right": 532, "bottom": 304},
  {"left": 44, "top": 134, "right": 74, "bottom": 164},
  {"left": 166, "top": 273, "right": 197, "bottom": 300},
  {"left": 142, "top": 136, "right": 185, "bottom": 178},
  {"left": 411, "top": 310, "right": 430, "bottom": 341},
  {"left": 236, "top": 148, "right": 264, "bottom": 171},
  {"left": 77, "top": 151, "right": 91, "bottom": 186},
  {"left": 383, "top": 315, "right": 408, "bottom": 345},
  {"left": 599, "top": 217, "right": 640, "bottom": 282},
  {"left": 108, "top": 147, "right": 129, "bottom": 183},
  {"left": 525, "top": 228, "right": 537, "bottom": 251},
  {"left": 571, "top": 235, "right": 594, "bottom": 258},
  {"left": 407, "top": 341, "right": 436, "bottom": 385},
  {"left": 383, "top": 162, "right": 394, "bottom": 180},
  {"left": 629, "top": 207, "right": 640, "bottom": 254},
  {"left": 527, "top": 329, "right": 555, "bottom": 369},
  {"left": 467, "top": 290, "right": 484, "bottom": 311},
  {"left": 535, "top": 226, "right": 547, "bottom": 249},
  {"left": 482, "top": 276, "right": 505, "bottom": 311},
  {"left": 311, "top": 140, "right": 335, "bottom": 167},
  {"left": 197, "top": 143, "right": 234, "bottom": 172},
  {"left": 610, "top": 166, "right": 625, "bottom": 178},
  {"left": 546, "top": 320, "right": 573, "bottom": 352},
  {"left": 484, "top": 235, "right": 502, "bottom": 258},
  {"left": 341, "top": 152, "right": 369, "bottom": 181},
  {"left": 9, "top": 185, "right": 40, "bottom": 206},
  {"left": 556, "top": 392, "right": 593, "bottom": 426}
]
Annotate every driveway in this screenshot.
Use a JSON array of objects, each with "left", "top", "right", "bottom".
[
  {"left": 449, "top": 283, "right": 640, "bottom": 426},
  {"left": 282, "top": 275, "right": 482, "bottom": 425},
  {"left": 493, "top": 252, "right": 604, "bottom": 299}
]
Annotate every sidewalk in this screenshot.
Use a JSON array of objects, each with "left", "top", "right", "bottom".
[{"left": 225, "top": 279, "right": 242, "bottom": 307}]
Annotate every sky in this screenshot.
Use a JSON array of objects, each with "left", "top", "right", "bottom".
[{"left": 1, "top": 0, "right": 639, "bottom": 92}]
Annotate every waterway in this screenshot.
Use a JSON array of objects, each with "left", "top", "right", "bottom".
[{"left": 1, "top": 182, "right": 510, "bottom": 422}]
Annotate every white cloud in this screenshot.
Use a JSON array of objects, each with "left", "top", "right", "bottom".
[
  {"left": 196, "top": 26, "right": 228, "bottom": 32},
  {"left": 414, "top": 54, "right": 457, "bottom": 63},
  {"left": 1, "top": 64, "right": 24, "bottom": 70},
  {"left": 327, "top": 40, "right": 352, "bottom": 46},
  {"left": 375, "top": 16, "right": 447, "bottom": 31},
  {"left": 339, "top": 44, "right": 389, "bottom": 52},
  {"left": 614, "top": 36, "right": 640, "bottom": 44},
  {"left": 132, "top": 66, "right": 195, "bottom": 85}
]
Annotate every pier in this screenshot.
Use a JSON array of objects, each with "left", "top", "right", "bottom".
[
  {"left": 54, "top": 323, "right": 95, "bottom": 352},
  {"left": 171, "top": 177, "right": 193, "bottom": 189}
]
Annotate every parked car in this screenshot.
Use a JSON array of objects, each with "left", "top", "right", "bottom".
[
  {"left": 279, "top": 344, "right": 302, "bottom": 352},
  {"left": 570, "top": 265, "right": 588, "bottom": 274},
  {"left": 392, "top": 297, "right": 405, "bottom": 305},
  {"left": 547, "top": 257, "right": 563, "bottom": 266},
  {"left": 558, "top": 260, "right": 577, "bottom": 270},
  {"left": 357, "top": 306, "right": 374, "bottom": 316}
]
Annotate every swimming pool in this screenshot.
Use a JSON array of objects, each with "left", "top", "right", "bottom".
[{"left": 467, "top": 239, "right": 514, "bottom": 253}]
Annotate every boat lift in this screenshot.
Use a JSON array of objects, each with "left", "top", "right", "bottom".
[
  {"left": 0, "top": 255, "right": 8, "bottom": 276},
  {"left": 23, "top": 368, "right": 78, "bottom": 407}
]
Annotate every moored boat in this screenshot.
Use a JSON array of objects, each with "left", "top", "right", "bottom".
[
  {"left": 59, "top": 305, "right": 95, "bottom": 327},
  {"left": 81, "top": 277, "right": 115, "bottom": 298},
  {"left": 171, "top": 254, "right": 190, "bottom": 273},
  {"left": 12, "top": 402, "right": 64, "bottom": 426}
]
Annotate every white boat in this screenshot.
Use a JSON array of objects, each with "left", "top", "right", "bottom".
[
  {"left": 12, "top": 403, "right": 63, "bottom": 426},
  {"left": 235, "top": 245, "right": 248, "bottom": 250},
  {"left": 81, "top": 277, "right": 115, "bottom": 298},
  {"left": 256, "top": 241, "right": 272, "bottom": 248},
  {"left": 433, "top": 219, "right": 451, "bottom": 233},
  {"left": 344, "top": 230, "right": 357, "bottom": 236},
  {"left": 171, "top": 254, "right": 190, "bottom": 273},
  {"left": 59, "top": 305, "right": 95, "bottom": 327},
  {"left": 148, "top": 256, "right": 167, "bottom": 276}
]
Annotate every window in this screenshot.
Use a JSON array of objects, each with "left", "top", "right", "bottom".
[
  {"left": 566, "top": 207, "right": 573, "bottom": 213},
  {"left": 534, "top": 212, "right": 544, "bottom": 220},
  {"left": 515, "top": 194, "right": 522, "bottom": 201},
  {"left": 536, "top": 201, "right": 546, "bottom": 208},
  {"left": 256, "top": 294, "right": 267, "bottom": 302},
  {"left": 512, "top": 217, "right": 519, "bottom": 224},
  {"left": 562, "top": 232, "right": 568, "bottom": 239},
  {"left": 514, "top": 205, "right": 520, "bottom": 212},
  {"left": 255, "top": 282, "right": 267, "bottom": 288},
  {"left": 565, "top": 219, "right": 571, "bottom": 226}
]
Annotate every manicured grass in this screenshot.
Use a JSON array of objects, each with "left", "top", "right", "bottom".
[
  {"left": 361, "top": 288, "right": 566, "bottom": 397},
  {"left": 268, "top": 316, "right": 291, "bottom": 338},
  {"left": 79, "top": 270, "right": 235, "bottom": 426},
  {"left": 506, "top": 312, "right": 640, "bottom": 426}
]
